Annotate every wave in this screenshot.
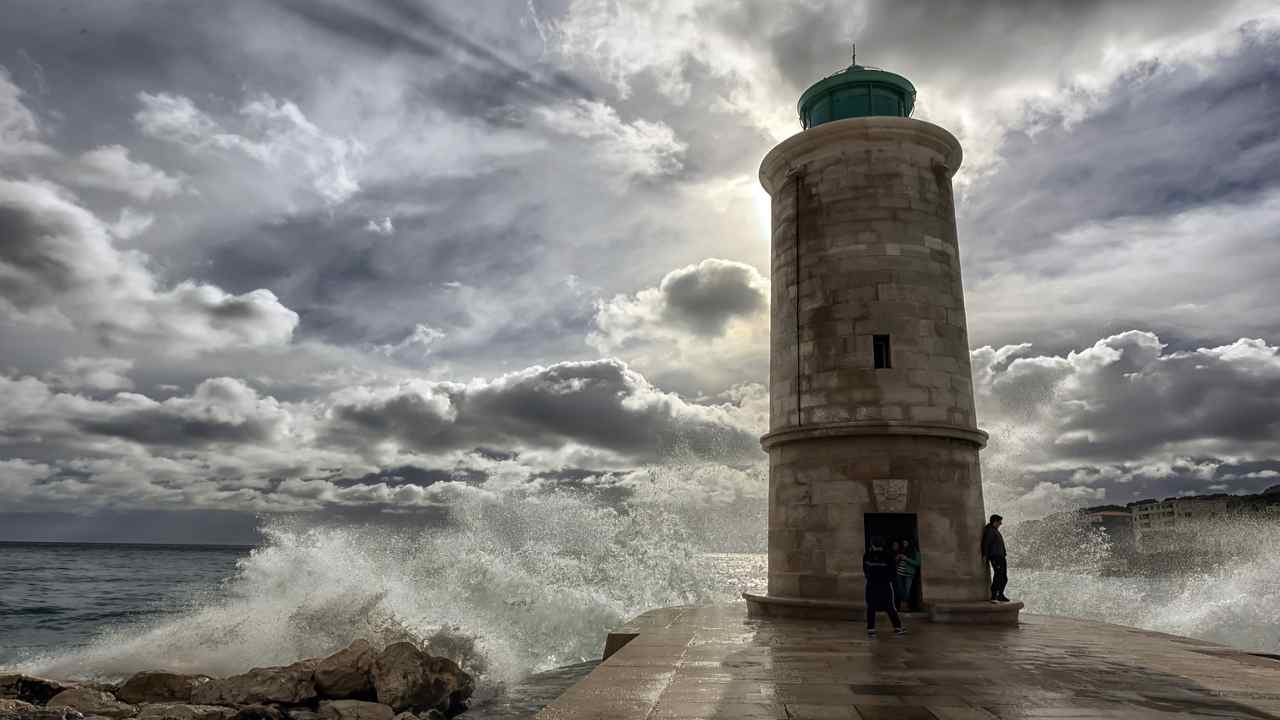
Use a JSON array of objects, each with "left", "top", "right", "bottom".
[
  {"left": 1011, "top": 515, "right": 1280, "bottom": 654},
  {"left": 10, "top": 467, "right": 763, "bottom": 689},
  {"left": 10, "top": 463, "right": 1278, "bottom": 692}
]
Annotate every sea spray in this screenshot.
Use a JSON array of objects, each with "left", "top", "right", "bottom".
[
  {"left": 12, "top": 463, "right": 1278, "bottom": 692},
  {"left": 1009, "top": 513, "right": 1280, "bottom": 654},
  {"left": 14, "top": 464, "right": 764, "bottom": 689}
]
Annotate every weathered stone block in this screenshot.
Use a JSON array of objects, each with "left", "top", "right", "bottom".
[
  {"left": 797, "top": 574, "right": 838, "bottom": 598},
  {"left": 768, "top": 573, "right": 800, "bottom": 597},
  {"left": 812, "top": 481, "right": 869, "bottom": 505},
  {"left": 910, "top": 406, "right": 949, "bottom": 422}
]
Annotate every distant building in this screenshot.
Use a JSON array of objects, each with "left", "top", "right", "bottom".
[{"left": 1131, "top": 495, "right": 1231, "bottom": 553}]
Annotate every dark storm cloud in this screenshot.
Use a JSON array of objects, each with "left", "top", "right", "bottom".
[
  {"left": 0, "top": 374, "right": 290, "bottom": 452},
  {"left": 947, "top": 27, "right": 1280, "bottom": 353},
  {"left": 974, "top": 332, "right": 1280, "bottom": 513},
  {"left": 961, "top": 29, "right": 1280, "bottom": 261},
  {"left": 73, "top": 379, "right": 287, "bottom": 447},
  {"left": 198, "top": 183, "right": 593, "bottom": 361},
  {"left": 275, "top": 0, "right": 593, "bottom": 111},
  {"left": 0, "top": 182, "right": 104, "bottom": 308},
  {"left": 325, "top": 358, "right": 761, "bottom": 461},
  {"left": 588, "top": 259, "right": 770, "bottom": 395},
  {"left": 659, "top": 259, "right": 768, "bottom": 336},
  {"left": 0, "top": 178, "right": 298, "bottom": 353},
  {"left": 336, "top": 464, "right": 487, "bottom": 489},
  {"left": 1052, "top": 336, "right": 1280, "bottom": 461},
  {"left": 739, "top": 0, "right": 1238, "bottom": 102}
]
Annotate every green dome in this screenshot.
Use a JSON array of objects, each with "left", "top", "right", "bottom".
[{"left": 797, "top": 63, "right": 916, "bottom": 129}]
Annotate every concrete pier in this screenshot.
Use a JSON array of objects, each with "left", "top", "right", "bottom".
[{"left": 535, "top": 605, "right": 1280, "bottom": 719}]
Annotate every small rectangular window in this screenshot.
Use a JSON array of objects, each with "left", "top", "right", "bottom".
[{"left": 873, "top": 334, "right": 891, "bottom": 369}]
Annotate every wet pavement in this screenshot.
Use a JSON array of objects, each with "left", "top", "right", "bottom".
[
  {"left": 534, "top": 605, "right": 1280, "bottom": 719},
  {"left": 459, "top": 660, "right": 600, "bottom": 719}
]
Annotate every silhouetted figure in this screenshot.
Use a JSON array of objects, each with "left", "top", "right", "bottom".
[
  {"left": 863, "top": 535, "right": 905, "bottom": 637},
  {"left": 982, "top": 514, "right": 1010, "bottom": 602},
  {"left": 895, "top": 538, "right": 921, "bottom": 611}
]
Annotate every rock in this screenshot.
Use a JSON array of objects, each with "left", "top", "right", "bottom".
[
  {"left": 0, "top": 705, "right": 83, "bottom": 720},
  {"left": 0, "top": 675, "right": 73, "bottom": 706},
  {"left": 46, "top": 689, "right": 136, "bottom": 719},
  {"left": 313, "top": 641, "right": 374, "bottom": 700},
  {"left": 134, "top": 705, "right": 234, "bottom": 720},
  {"left": 316, "top": 702, "right": 392, "bottom": 720},
  {"left": 80, "top": 683, "right": 120, "bottom": 696},
  {"left": 228, "top": 707, "right": 283, "bottom": 720},
  {"left": 117, "top": 674, "right": 211, "bottom": 705},
  {"left": 284, "top": 711, "right": 318, "bottom": 720},
  {"left": 370, "top": 644, "right": 472, "bottom": 716},
  {"left": 190, "top": 664, "right": 316, "bottom": 707},
  {"left": 389, "top": 714, "right": 415, "bottom": 720},
  {"left": 0, "top": 700, "right": 36, "bottom": 714}
]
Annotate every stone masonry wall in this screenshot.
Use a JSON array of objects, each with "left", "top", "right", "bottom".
[
  {"left": 760, "top": 117, "right": 991, "bottom": 606},
  {"left": 767, "top": 434, "right": 988, "bottom": 604},
  {"left": 765, "top": 118, "right": 975, "bottom": 433}
]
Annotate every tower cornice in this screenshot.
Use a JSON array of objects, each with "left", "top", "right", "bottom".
[
  {"left": 760, "top": 116, "right": 963, "bottom": 195},
  {"left": 760, "top": 421, "right": 989, "bottom": 451}
]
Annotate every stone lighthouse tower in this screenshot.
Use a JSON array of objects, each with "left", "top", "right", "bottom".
[{"left": 744, "top": 56, "right": 1020, "bottom": 623}]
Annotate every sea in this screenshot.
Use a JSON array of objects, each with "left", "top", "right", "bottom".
[{"left": 2, "top": 492, "right": 1278, "bottom": 697}]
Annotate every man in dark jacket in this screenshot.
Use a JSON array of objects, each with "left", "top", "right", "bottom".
[
  {"left": 981, "top": 514, "right": 1011, "bottom": 602},
  {"left": 863, "top": 536, "right": 905, "bottom": 637}
]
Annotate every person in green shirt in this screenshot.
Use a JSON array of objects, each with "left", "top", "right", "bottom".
[{"left": 895, "top": 538, "right": 921, "bottom": 611}]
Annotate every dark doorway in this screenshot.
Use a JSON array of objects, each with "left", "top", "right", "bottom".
[{"left": 865, "top": 513, "right": 923, "bottom": 610}]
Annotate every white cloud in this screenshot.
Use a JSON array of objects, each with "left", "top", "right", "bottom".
[
  {"left": 134, "top": 92, "right": 220, "bottom": 146},
  {"left": 108, "top": 206, "right": 155, "bottom": 239},
  {"left": 136, "top": 92, "right": 364, "bottom": 204},
  {"left": 985, "top": 479, "right": 1108, "bottom": 523},
  {"left": 534, "top": 99, "right": 686, "bottom": 181},
  {"left": 365, "top": 217, "right": 394, "bottom": 235},
  {"left": 43, "top": 357, "right": 135, "bottom": 392},
  {"left": 590, "top": 258, "right": 769, "bottom": 393},
  {"left": 545, "top": 0, "right": 795, "bottom": 139},
  {"left": 0, "top": 178, "right": 298, "bottom": 354},
  {"left": 0, "top": 66, "right": 53, "bottom": 159},
  {"left": 324, "top": 358, "right": 763, "bottom": 464},
  {"left": 372, "top": 324, "right": 445, "bottom": 365},
  {"left": 975, "top": 331, "right": 1280, "bottom": 516},
  {"left": 69, "top": 144, "right": 185, "bottom": 200},
  {"left": 0, "top": 458, "right": 53, "bottom": 504},
  {"left": 0, "top": 356, "right": 765, "bottom": 513},
  {"left": 965, "top": 152, "right": 1280, "bottom": 353}
]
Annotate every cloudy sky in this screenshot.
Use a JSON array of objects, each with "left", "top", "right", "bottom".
[{"left": 2, "top": 0, "right": 1279, "bottom": 543}]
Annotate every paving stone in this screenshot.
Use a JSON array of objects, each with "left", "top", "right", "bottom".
[{"left": 532, "top": 606, "right": 1280, "bottom": 720}]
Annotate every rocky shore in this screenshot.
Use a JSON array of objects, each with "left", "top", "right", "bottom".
[{"left": 0, "top": 640, "right": 474, "bottom": 720}]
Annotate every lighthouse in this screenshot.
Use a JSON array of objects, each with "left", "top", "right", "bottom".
[{"left": 744, "top": 55, "right": 1021, "bottom": 623}]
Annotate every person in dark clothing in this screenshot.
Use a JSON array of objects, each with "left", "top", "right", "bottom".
[
  {"left": 863, "top": 536, "right": 905, "bottom": 637},
  {"left": 981, "top": 514, "right": 1011, "bottom": 602}
]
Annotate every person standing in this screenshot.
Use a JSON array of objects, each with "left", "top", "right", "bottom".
[
  {"left": 895, "top": 539, "right": 921, "bottom": 611},
  {"left": 981, "top": 514, "right": 1011, "bottom": 602},
  {"left": 863, "top": 536, "right": 905, "bottom": 637}
]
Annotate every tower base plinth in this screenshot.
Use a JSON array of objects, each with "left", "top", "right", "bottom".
[
  {"left": 744, "top": 592, "right": 1022, "bottom": 624},
  {"left": 929, "top": 600, "right": 1023, "bottom": 624}
]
